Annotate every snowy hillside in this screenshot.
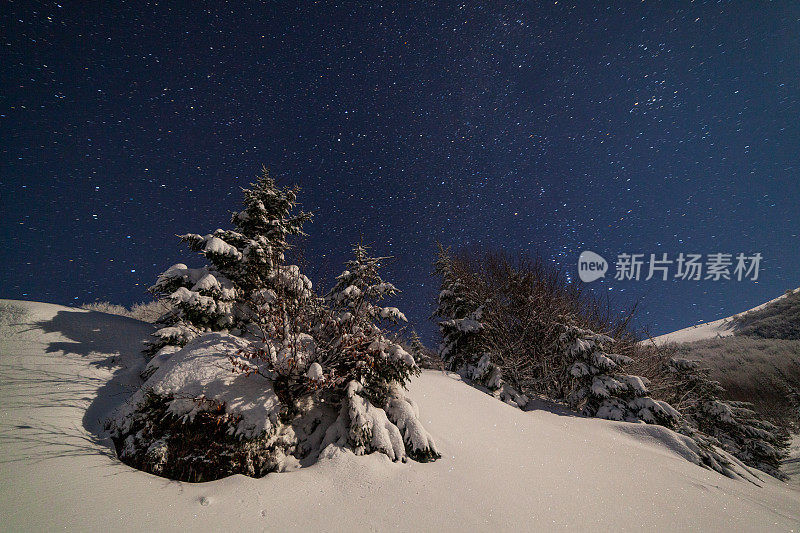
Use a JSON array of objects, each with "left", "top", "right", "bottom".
[
  {"left": 650, "top": 288, "right": 800, "bottom": 345},
  {"left": 1, "top": 300, "right": 799, "bottom": 531},
  {"left": 647, "top": 288, "right": 800, "bottom": 462}
]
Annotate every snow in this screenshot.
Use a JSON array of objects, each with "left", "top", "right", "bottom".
[
  {"left": 169, "top": 286, "right": 201, "bottom": 303},
  {"left": 441, "top": 317, "right": 483, "bottom": 333},
  {"left": 629, "top": 396, "right": 681, "bottom": 424},
  {"left": 322, "top": 380, "right": 408, "bottom": 462},
  {"left": 113, "top": 333, "right": 282, "bottom": 439},
  {"left": 154, "top": 263, "right": 207, "bottom": 289},
  {"left": 339, "top": 284, "right": 362, "bottom": 301},
  {"left": 786, "top": 434, "right": 800, "bottom": 488},
  {"left": 160, "top": 262, "right": 194, "bottom": 281},
  {"left": 2, "top": 299, "right": 800, "bottom": 531},
  {"left": 179, "top": 233, "right": 244, "bottom": 260},
  {"left": 273, "top": 332, "right": 317, "bottom": 372},
  {"left": 268, "top": 264, "right": 313, "bottom": 298},
  {"left": 368, "top": 337, "right": 416, "bottom": 367},
  {"left": 378, "top": 306, "right": 407, "bottom": 322},
  {"left": 619, "top": 374, "right": 650, "bottom": 394},
  {"left": 204, "top": 236, "right": 242, "bottom": 258},
  {"left": 384, "top": 384, "right": 439, "bottom": 457},
  {"left": 305, "top": 361, "right": 324, "bottom": 380},
  {"left": 650, "top": 288, "right": 800, "bottom": 345},
  {"left": 150, "top": 324, "right": 196, "bottom": 346},
  {"left": 191, "top": 272, "right": 223, "bottom": 293}
]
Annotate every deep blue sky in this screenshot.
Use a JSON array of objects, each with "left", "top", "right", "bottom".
[{"left": 3, "top": 2, "right": 799, "bottom": 342}]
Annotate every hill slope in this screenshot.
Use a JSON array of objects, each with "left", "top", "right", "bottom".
[
  {"left": 648, "top": 290, "right": 800, "bottom": 429},
  {"left": 651, "top": 288, "right": 799, "bottom": 345},
  {"left": 1, "top": 300, "right": 799, "bottom": 531}
]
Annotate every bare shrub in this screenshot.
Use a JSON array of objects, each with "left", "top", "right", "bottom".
[
  {"left": 129, "top": 300, "right": 176, "bottom": 323},
  {"left": 0, "top": 302, "right": 28, "bottom": 332},
  {"left": 80, "top": 301, "right": 131, "bottom": 317},
  {"left": 437, "top": 248, "right": 642, "bottom": 398},
  {"left": 80, "top": 299, "right": 175, "bottom": 323}
]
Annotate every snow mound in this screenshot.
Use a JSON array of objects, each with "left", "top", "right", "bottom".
[{"left": 114, "top": 333, "right": 281, "bottom": 439}]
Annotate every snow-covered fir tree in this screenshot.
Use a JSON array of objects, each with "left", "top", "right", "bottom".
[
  {"left": 113, "top": 183, "right": 440, "bottom": 480},
  {"left": 557, "top": 318, "right": 681, "bottom": 427},
  {"left": 432, "top": 247, "right": 528, "bottom": 407},
  {"left": 326, "top": 243, "right": 407, "bottom": 329},
  {"left": 407, "top": 330, "right": 426, "bottom": 365},
  {"left": 665, "top": 358, "right": 789, "bottom": 479},
  {"left": 146, "top": 167, "right": 313, "bottom": 355},
  {"left": 432, "top": 246, "right": 485, "bottom": 372},
  {"left": 319, "top": 243, "right": 440, "bottom": 462}
]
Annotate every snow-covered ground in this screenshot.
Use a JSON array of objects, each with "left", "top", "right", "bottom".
[
  {"left": 787, "top": 435, "right": 800, "bottom": 486},
  {"left": 2, "top": 300, "right": 799, "bottom": 531},
  {"left": 649, "top": 288, "right": 800, "bottom": 345}
]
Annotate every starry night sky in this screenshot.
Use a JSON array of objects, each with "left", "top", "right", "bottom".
[{"left": 3, "top": 2, "right": 799, "bottom": 342}]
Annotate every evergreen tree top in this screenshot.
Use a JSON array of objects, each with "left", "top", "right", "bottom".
[
  {"left": 328, "top": 242, "right": 406, "bottom": 325},
  {"left": 334, "top": 243, "right": 395, "bottom": 294},
  {"left": 231, "top": 167, "right": 313, "bottom": 250},
  {"left": 146, "top": 166, "right": 315, "bottom": 352},
  {"left": 433, "top": 243, "right": 455, "bottom": 281},
  {"left": 433, "top": 245, "right": 473, "bottom": 318},
  {"left": 346, "top": 242, "right": 390, "bottom": 267}
]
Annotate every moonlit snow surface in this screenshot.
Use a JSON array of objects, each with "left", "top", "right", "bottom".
[{"left": 1, "top": 300, "right": 799, "bottom": 531}]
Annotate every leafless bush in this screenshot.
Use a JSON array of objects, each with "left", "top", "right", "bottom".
[
  {"left": 129, "top": 300, "right": 176, "bottom": 323},
  {"left": 443, "top": 249, "right": 643, "bottom": 398},
  {"left": 80, "top": 301, "right": 130, "bottom": 316},
  {"left": 0, "top": 301, "right": 28, "bottom": 331},
  {"left": 80, "top": 299, "right": 175, "bottom": 323}
]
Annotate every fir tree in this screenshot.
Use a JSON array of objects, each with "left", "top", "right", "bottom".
[
  {"left": 146, "top": 167, "right": 313, "bottom": 355},
  {"left": 221, "top": 240, "right": 439, "bottom": 463},
  {"left": 665, "top": 358, "right": 789, "bottom": 479},
  {"left": 431, "top": 247, "right": 529, "bottom": 407},
  {"left": 119, "top": 173, "right": 439, "bottom": 473},
  {"left": 323, "top": 243, "right": 413, "bottom": 404},
  {"left": 318, "top": 243, "right": 440, "bottom": 462},
  {"left": 557, "top": 318, "right": 681, "bottom": 427},
  {"left": 432, "top": 245, "right": 485, "bottom": 372},
  {"left": 408, "top": 330, "right": 426, "bottom": 365}
]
